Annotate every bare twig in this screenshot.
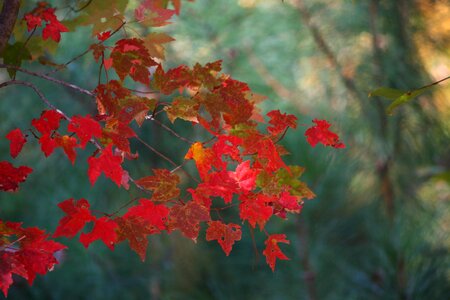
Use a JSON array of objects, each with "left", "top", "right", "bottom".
[
  {"left": 0, "top": 63, "right": 95, "bottom": 97},
  {"left": 147, "top": 117, "right": 194, "bottom": 144},
  {"left": 0, "top": 80, "right": 70, "bottom": 120},
  {"left": 134, "top": 136, "right": 199, "bottom": 183}
]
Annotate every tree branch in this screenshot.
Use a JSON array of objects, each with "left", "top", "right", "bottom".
[
  {"left": 0, "top": 0, "right": 21, "bottom": 54},
  {"left": 0, "top": 80, "right": 70, "bottom": 119},
  {"left": 0, "top": 63, "right": 94, "bottom": 97}
]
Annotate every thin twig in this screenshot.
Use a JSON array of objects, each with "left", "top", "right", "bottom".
[
  {"left": 0, "top": 63, "right": 94, "bottom": 97},
  {"left": 147, "top": 117, "right": 194, "bottom": 144},
  {"left": 134, "top": 136, "right": 199, "bottom": 183},
  {"left": 0, "top": 80, "right": 71, "bottom": 120}
]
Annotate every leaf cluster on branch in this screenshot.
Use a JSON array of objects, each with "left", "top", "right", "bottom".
[{"left": 0, "top": 0, "right": 345, "bottom": 296}]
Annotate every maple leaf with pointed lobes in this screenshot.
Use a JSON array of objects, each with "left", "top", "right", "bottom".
[
  {"left": 38, "top": 134, "right": 78, "bottom": 163},
  {"left": 212, "top": 135, "right": 243, "bottom": 163},
  {"left": 24, "top": 14, "right": 42, "bottom": 31},
  {"left": 136, "top": 169, "right": 180, "bottom": 202},
  {"left": 53, "top": 198, "right": 96, "bottom": 238},
  {"left": 56, "top": 135, "right": 78, "bottom": 164},
  {"left": 96, "top": 31, "right": 111, "bottom": 41},
  {"left": 79, "top": 217, "right": 118, "bottom": 250},
  {"left": 164, "top": 96, "right": 199, "bottom": 123},
  {"left": 110, "top": 38, "right": 157, "bottom": 85},
  {"left": 0, "top": 161, "right": 32, "bottom": 192},
  {"left": 31, "top": 110, "right": 63, "bottom": 135},
  {"left": 263, "top": 234, "right": 290, "bottom": 271},
  {"left": 38, "top": 133, "right": 57, "bottom": 157},
  {"left": 267, "top": 110, "right": 297, "bottom": 136},
  {"left": 168, "top": 201, "right": 210, "bottom": 241},
  {"left": 206, "top": 221, "right": 242, "bottom": 256},
  {"left": 42, "top": 20, "right": 69, "bottom": 42},
  {"left": 239, "top": 193, "right": 273, "bottom": 230},
  {"left": 273, "top": 191, "right": 303, "bottom": 218},
  {"left": 101, "top": 121, "right": 137, "bottom": 154},
  {"left": 115, "top": 216, "right": 150, "bottom": 261},
  {"left": 255, "top": 139, "right": 288, "bottom": 173},
  {"left": 0, "top": 221, "right": 66, "bottom": 296},
  {"left": 185, "top": 142, "right": 218, "bottom": 181},
  {"left": 231, "top": 160, "right": 260, "bottom": 193},
  {"left": 68, "top": 115, "right": 103, "bottom": 148},
  {"left": 123, "top": 199, "right": 169, "bottom": 233},
  {"left": 305, "top": 119, "right": 345, "bottom": 148},
  {"left": 143, "top": 32, "right": 175, "bottom": 59},
  {"left": 216, "top": 78, "right": 254, "bottom": 126},
  {"left": 196, "top": 170, "right": 239, "bottom": 204},
  {"left": 6, "top": 128, "right": 27, "bottom": 158},
  {"left": 88, "top": 145, "right": 126, "bottom": 187}
]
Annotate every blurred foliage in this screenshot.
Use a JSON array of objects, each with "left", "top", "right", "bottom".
[{"left": 1, "top": 0, "right": 449, "bottom": 299}]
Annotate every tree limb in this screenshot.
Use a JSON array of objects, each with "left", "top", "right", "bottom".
[
  {"left": 0, "top": 0, "right": 21, "bottom": 54},
  {"left": 0, "top": 63, "right": 95, "bottom": 96}
]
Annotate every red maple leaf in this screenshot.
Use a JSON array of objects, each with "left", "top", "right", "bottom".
[
  {"left": 115, "top": 216, "right": 150, "bottom": 261},
  {"left": 31, "top": 110, "right": 63, "bottom": 135},
  {"left": 53, "top": 198, "right": 96, "bottom": 238},
  {"left": 0, "top": 161, "right": 33, "bottom": 192},
  {"left": 56, "top": 135, "right": 78, "bottom": 164},
  {"left": 231, "top": 160, "right": 260, "bottom": 192},
  {"left": 38, "top": 134, "right": 78, "bottom": 164},
  {"left": 68, "top": 115, "right": 103, "bottom": 148},
  {"left": 42, "top": 20, "right": 69, "bottom": 42},
  {"left": 206, "top": 221, "right": 242, "bottom": 256},
  {"left": 255, "top": 139, "right": 288, "bottom": 173},
  {"left": 196, "top": 170, "right": 239, "bottom": 204},
  {"left": 0, "top": 221, "right": 65, "bottom": 296},
  {"left": 305, "top": 119, "right": 345, "bottom": 148},
  {"left": 185, "top": 142, "right": 219, "bottom": 180},
  {"left": 266, "top": 110, "right": 297, "bottom": 135},
  {"left": 263, "top": 234, "right": 290, "bottom": 271},
  {"left": 212, "top": 135, "right": 243, "bottom": 163},
  {"left": 136, "top": 169, "right": 180, "bottom": 202},
  {"left": 123, "top": 199, "right": 169, "bottom": 233},
  {"left": 6, "top": 128, "right": 27, "bottom": 158},
  {"left": 96, "top": 31, "right": 111, "bottom": 41},
  {"left": 24, "top": 14, "right": 42, "bottom": 31},
  {"left": 239, "top": 193, "right": 273, "bottom": 230},
  {"left": 167, "top": 201, "right": 210, "bottom": 241},
  {"left": 87, "top": 145, "right": 126, "bottom": 187},
  {"left": 101, "top": 121, "right": 137, "bottom": 154},
  {"left": 110, "top": 38, "right": 157, "bottom": 84},
  {"left": 79, "top": 217, "right": 118, "bottom": 250}
]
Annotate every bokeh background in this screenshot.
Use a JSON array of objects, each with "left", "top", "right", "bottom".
[{"left": 1, "top": 0, "right": 449, "bottom": 299}]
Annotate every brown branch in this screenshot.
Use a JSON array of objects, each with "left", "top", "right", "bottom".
[
  {"left": 146, "top": 116, "right": 194, "bottom": 144},
  {"left": 0, "top": 0, "right": 21, "bottom": 54},
  {"left": 0, "top": 80, "right": 70, "bottom": 120},
  {"left": 0, "top": 63, "right": 94, "bottom": 97}
]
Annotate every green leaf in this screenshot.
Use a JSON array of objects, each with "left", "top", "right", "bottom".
[
  {"left": 386, "top": 88, "right": 430, "bottom": 115},
  {"left": 369, "top": 86, "right": 433, "bottom": 115},
  {"left": 2, "top": 42, "right": 31, "bottom": 78},
  {"left": 369, "top": 87, "right": 405, "bottom": 100}
]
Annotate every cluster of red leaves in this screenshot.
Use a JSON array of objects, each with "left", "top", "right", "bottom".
[
  {"left": 23, "top": 2, "right": 68, "bottom": 43},
  {"left": 0, "top": 221, "right": 65, "bottom": 297},
  {"left": 1, "top": 0, "right": 347, "bottom": 296}
]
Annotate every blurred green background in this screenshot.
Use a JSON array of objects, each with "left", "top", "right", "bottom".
[{"left": 1, "top": 0, "right": 449, "bottom": 299}]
